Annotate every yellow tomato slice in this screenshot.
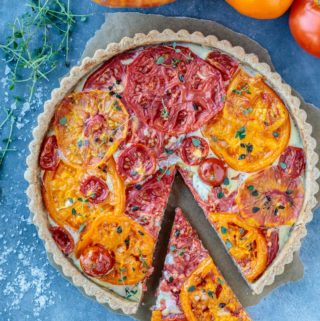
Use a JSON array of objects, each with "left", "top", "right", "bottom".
[
  {"left": 42, "top": 158, "right": 125, "bottom": 230},
  {"left": 75, "top": 214, "right": 155, "bottom": 285},
  {"left": 202, "top": 69, "right": 290, "bottom": 172},
  {"left": 180, "top": 257, "right": 251, "bottom": 321},
  {"left": 236, "top": 166, "right": 305, "bottom": 227},
  {"left": 54, "top": 90, "right": 129, "bottom": 169},
  {"left": 207, "top": 213, "right": 268, "bottom": 282}
]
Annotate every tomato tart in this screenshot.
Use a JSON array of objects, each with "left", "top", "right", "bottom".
[{"left": 26, "top": 30, "right": 319, "bottom": 315}]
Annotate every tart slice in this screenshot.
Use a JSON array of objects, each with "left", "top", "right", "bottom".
[{"left": 152, "top": 208, "right": 251, "bottom": 321}]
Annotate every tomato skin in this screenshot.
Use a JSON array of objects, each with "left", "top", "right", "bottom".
[
  {"left": 117, "top": 143, "right": 156, "bottom": 184},
  {"left": 289, "top": 0, "right": 320, "bottom": 58},
  {"left": 49, "top": 226, "right": 74, "bottom": 255},
  {"left": 226, "top": 0, "right": 294, "bottom": 19},
  {"left": 278, "top": 146, "right": 306, "bottom": 178},
  {"left": 180, "top": 136, "right": 209, "bottom": 166},
  {"left": 198, "top": 158, "right": 227, "bottom": 187},
  {"left": 39, "top": 136, "right": 59, "bottom": 170},
  {"left": 80, "top": 245, "right": 115, "bottom": 277},
  {"left": 79, "top": 175, "right": 109, "bottom": 204}
]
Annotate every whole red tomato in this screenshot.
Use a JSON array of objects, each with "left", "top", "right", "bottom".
[{"left": 289, "top": 0, "right": 320, "bottom": 57}]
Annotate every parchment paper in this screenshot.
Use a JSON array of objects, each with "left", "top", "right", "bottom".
[{"left": 51, "top": 12, "right": 320, "bottom": 320}]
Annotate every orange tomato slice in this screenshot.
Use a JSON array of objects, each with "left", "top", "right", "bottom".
[
  {"left": 92, "top": 0, "right": 174, "bottom": 8},
  {"left": 180, "top": 257, "right": 251, "bottom": 321},
  {"left": 75, "top": 214, "right": 155, "bottom": 285},
  {"left": 54, "top": 90, "right": 129, "bottom": 169},
  {"left": 236, "top": 166, "right": 305, "bottom": 227},
  {"left": 42, "top": 158, "right": 125, "bottom": 230},
  {"left": 207, "top": 213, "right": 268, "bottom": 282},
  {"left": 202, "top": 68, "right": 290, "bottom": 173}
]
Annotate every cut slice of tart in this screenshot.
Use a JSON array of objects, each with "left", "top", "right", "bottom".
[{"left": 152, "top": 208, "right": 251, "bottom": 321}]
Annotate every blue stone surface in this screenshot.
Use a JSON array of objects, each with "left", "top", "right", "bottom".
[{"left": 0, "top": 1, "right": 319, "bottom": 320}]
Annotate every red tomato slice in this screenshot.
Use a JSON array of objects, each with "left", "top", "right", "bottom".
[
  {"left": 80, "top": 245, "right": 115, "bottom": 277},
  {"left": 49, "top": 226, "right": 74, "bottom": 255},
  {"left": 125, "top": 167, "right": 175, "bottom": 237},
  {"left": 83, "top": 51, "right": 136, "bottom": 93},
  {"left": 278, "top": 146, "right": 306, "bottom": 178},
  {"left": 263, "top": 229, "right": 279, "bottom": 267},
  {"left": 206, "top": 51, "right": 239, "bottom": 82},
  {"left": 79, "top": 175, "right": 109, "bottom": 204},
  {"left": 121, "top": 116, "right": 170, "bottom": 159},
  {"left": 39, "top": 136, "right": 59, "bottom": 170},
  {"left": 198, "top": 158, "right": 227, "bottom": 187},
  {"left": 180, "top": 136, "right": 209, "bottom": 166},
  {"left": 124, "top": 45, "right": 225, "bottom": 135},
  {"left": 117, "top": 143, "right": 156, "bottom": 184},
  {"left": 236, "top": 166, "right": 305, "bottom": 227}
]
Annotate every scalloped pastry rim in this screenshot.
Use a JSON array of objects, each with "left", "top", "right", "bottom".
[{"left": 24, "top": 29, "right": 320, "bottom": 314}]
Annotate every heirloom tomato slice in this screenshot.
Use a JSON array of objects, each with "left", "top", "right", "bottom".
[
  {"left": 202, "top": 68, "right": 290, "bottom": 172},
  {"left": 117, "top": 143, "right": 156, "bottom": 184},
  {"left": 236, "top": 166, "right": 304, "bottom": 227},
  {"left": 80, "top": 244, "right": 115, "bottom": 277},
  {"left": 75, "top": 215, "right": 155, "bottom": 285},
  {"left": 180, "top": 136, "right": 209, "bottom": 166},
  {"left": 83, "top": 51, "right": 136, "bottom": 94},
  {"left": 124, "top": 45, "right": 225, "bottom": 135},
  {"left": 151, "top": 311, "right": 187, "bottom": 321},
  {"left": 39, "top": 135, "right": 60, "bottom": 170},
  {"left": 42, "top": 158, "right": 125, "bottom": 230},
  {"left": 208, "top": 213, "right": 268, "bottom": 282},
  {"left": 180, "top": 257, "right": 251, "bottom": 321},
  {"left": 206, "top": 50, "right": 239, "bottom": 82},
  {"left": 54, "top": 90, "right": 129, "bottom": 169},
  {"left": 49, "top": 226, "right": 74, "bottom": 255}
]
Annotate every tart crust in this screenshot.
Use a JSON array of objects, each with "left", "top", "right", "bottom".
[{"left": 25, "top": 29, "right": 319, "bottom": 314}]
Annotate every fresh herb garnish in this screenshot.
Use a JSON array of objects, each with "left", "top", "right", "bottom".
[
  {"left": 187, "top": 285, "right": 196, "bottom": 292},
  {"left": 232, "top": 83, "right": 251, "bottom": 95},
  {"left": 252, "top": 207, "right": 260, "bottom": 213},
  {"left": 116, "top": 226, "right": 123, "bottom": 234},
  {"left": 191, "top": 137, "right": 201, "bottom": 147},
  {"left": 235, "top": 126, "right": 246, "bottom": 140},
  {"left": 223, "top": 177, "right": 230, "bottom": 185},
  {"left": 279, "top": 162, "right": 287, "bottom": 169},
  {"left": 217, "top": 191, "right": 224, "bottom": 199},
  {"left": 59, "top": 117, "right": 67, "bottom": 126},
  {"left": 272, "top": 131, "right": 280, "bottom": 138},
  {"left": 221, "top": 226, "right": 228, "bottom": 234},
  {"left": 156, "top": 56, "right": 165, "bottom": 65},
  {"left": 79, "top": 223, "right": 86, "bottom": 233},
  {"left": 243, "top": 108, "right": 253, "bottom": 115}
]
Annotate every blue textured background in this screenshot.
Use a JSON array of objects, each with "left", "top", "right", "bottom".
[{"left": 0, "top": 1, "right": 319, "bottom": 320}]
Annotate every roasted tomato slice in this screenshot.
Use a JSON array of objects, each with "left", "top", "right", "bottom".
[
  {"left": 117, "top": 143, "right": 156, "bottom": 184},
  {"left": 39, "top": 135, "right": 59, "bottom": 170},
  {"left": 75, "top": 215, "right": 155, "bottom": 285},
  {"left": 125, "top": 167, "right": 176, "bottom": 237},
  {"left": 83, "top": 51, "right": 136, "bottom": 94},
  {"left": 49, "top": 226, "right": 74, "bottom": 255},
  {"left": 198, "top": 158, "right": 227, "bottom": 187},
  {"left": 278, "top": 146, "right": 306, "bottom": 178},
  {"left": 206, "top": 50, "right": 239, "bottom": 82},
  {"left": 180, "top": 136, "right": 209, "bottom": 166},
  {"left": 121, "top": 115, "right": 171, "bottom": 159},
  {"left": 80, "top": 176, "right": 109, "bottom": 204},
  {"left": 42, "top": 158, "right": 124, "bottom": 230},
  {"left": 208, "top": 213, "right": 268, "bottom": 282},
  {"left": 124, "top": 45, "right": 225, "bottom": 135},
  {"left": 264, "top": 229, "right": 279, "bottom": 267},
  {"left": 236, "top": 166, "right": 304, "bottom": 227},
  {"left": 151, "top": 311, "right": 187, "bottom": 321},
  {"left": 202, "top": 68, "right": 290, "bottom": 172},
  {"left": 180, "top": 257, "right": 251, "bottom": 321},
  {"left": 80, "top": 244, "right": 115, "bottom": 277},
  {"left": 54, "top": 90, "right": 129, "bottom": 169}
]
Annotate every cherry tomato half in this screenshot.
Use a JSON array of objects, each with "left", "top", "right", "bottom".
[
  {"left": 117, "top": 143, "right": 156, "bottom": 184},
  {"left": 39, "top": 136, "right": 59, "bottom": 170},
  {"left": 198, "top": 158, "right": 227, "bottom": 186},
  {"left": 278, "top": 146, "right": 306, "bottom": 178},
  {"left": 180, "top": 136, "right": 209, "bottom": 166},
  {"left": 79, "top": 175, "right": 109, "bottom": 204},
  {"left": 49, "top": 226, "right": 74, "bottom": 255},
  {"left": 289, "top": 0, "right": 320, "bottom": 58},
  {"left": 80, "top": 245, "right": 115, "bottom": 277}
]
